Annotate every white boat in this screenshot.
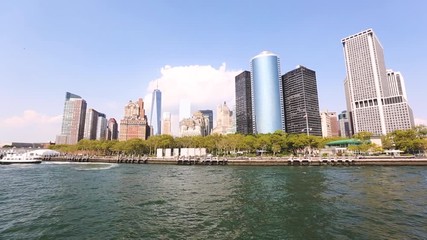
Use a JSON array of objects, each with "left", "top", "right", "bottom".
[{"left": 0, "top": 150, "right": 51, "bottom": 164}]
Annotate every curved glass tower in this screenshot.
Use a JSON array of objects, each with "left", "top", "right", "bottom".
[
  {"left": 251, "top": 51, "right": 284, "bottom": 134},
  {"left": 150, "top": 89, "right": 162, "bottom": 135}
]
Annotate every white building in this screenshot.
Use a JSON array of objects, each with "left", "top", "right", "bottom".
[{"left": 342, "top": 29, "right": 414, "bottom": 136}]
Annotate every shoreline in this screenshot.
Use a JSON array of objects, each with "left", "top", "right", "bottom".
[{"left": 43, "top": 156, "right": 427, "bottom": 166}]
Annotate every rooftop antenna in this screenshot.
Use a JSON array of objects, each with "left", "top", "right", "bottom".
[{"left": 156, "top": 78, "right": 159, "bottom": 90}]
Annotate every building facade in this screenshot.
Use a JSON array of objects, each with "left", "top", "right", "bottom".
[
  {"left": 235, "top": 70, "right": 253, "bottom": 135},
  {"left": 56, "top": 92, "right": 87, "bottom": 145},
  {"left": 338, "top": 110, "right": 352, "bottom": 138},
  {"left": 96, "top": 113, "right": 107, "bottom": 140},
  {"left": 212, "top": 102, "right": 233, "bottom": 135},
  {"left": 179, "top": 111, "right": 209, "bottom": 137},
  {"left": 251, "top": 51, "right": 284, "bottom": 134},
  {"left": 119, "top": 98, "right": 150, "bottom": 141},
  {"left": 282, "top": 66, "right": 322, "bottom": 136},
  {"left": 83, "top": 108, "right": 100, "bottom": 140},
  {"left": 320, "top": 111, "right": 339, "bottom": 137},
  {"left": 150, "top": 89, "right": 162, "bottom": 135},
  {"left": 342, "top": 29, "right": 414, "bottom": 135}
]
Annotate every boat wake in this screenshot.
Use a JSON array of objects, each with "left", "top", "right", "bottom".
[{"left": 44, "top": 162, "right": 119, "bottom": 170}]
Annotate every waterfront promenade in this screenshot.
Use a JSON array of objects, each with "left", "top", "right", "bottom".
[{"left": 44, "top": 155, "right": 427, "bottom": 166}]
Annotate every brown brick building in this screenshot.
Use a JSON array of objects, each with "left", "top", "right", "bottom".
[{"left": 119, "top": 98, "right": 150, "bottom": 141}]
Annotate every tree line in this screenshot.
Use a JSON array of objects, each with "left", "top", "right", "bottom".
[{"left": 49, "top": 126, "right": 427, "bottom": 156}]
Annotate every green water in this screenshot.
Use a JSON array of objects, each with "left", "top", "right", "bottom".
[{"left": 1, "top": 163, "right": 426, "bottom": 239}]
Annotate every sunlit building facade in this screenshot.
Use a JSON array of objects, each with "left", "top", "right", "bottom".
[
  {"left": 56, "top": 92, "right": 87, "bottom": 145},
  {"left": 150, "top": 89, "right": 162, "bottom": 135}
]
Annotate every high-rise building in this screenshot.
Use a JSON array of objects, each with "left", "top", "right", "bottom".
[
  {"left": 119, "top": 98, "right": 150, "bottom": 141},
  {"left": 150, "top": 89, "right": 162, "bottom": 135},
  {"left": 199, "top": 110, "right": 213, "bottom": 134},
  {"left": 338, "top": 110, "right": 352, "bottom": 138},
  {"left": 235, "top": 70, "right": 253, "bottom": 135},
  {"left": 212, "top": 102, "right": 233, "bottom": 135},
  {"left": 106, "top": 118, "right": 118, "bottom": 140},
  {"left": 180, "top": 111, "right": 209, "bottom": 137},
  {"left": 342, "top": 29, "right": 414, "bottom": 135},
  {"left": 96, "top": 113, "right": 107, "bottom": 140},
  {"left": 179, "top": 99, "right": 191, "bottom": 122},
  {"left": 56, "top": 92, "right": 87, "bottom": 145},
  {"left": 162, "top": 112, "right": 172, "bottom": 135},
  {"left": 282, "top": 66, "right": 322, "bottom": 136},
  {"left": 84, "top": 108, "right": 99, "bottom": 140},
  {"left": 320, "top": 111, "right": 339, "bottom": 137},
  {"left": 251, "top": 51, "right": 284, "bottom": 134}
]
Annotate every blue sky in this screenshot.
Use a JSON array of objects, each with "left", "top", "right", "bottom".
[{"left": 1, "top": 0, "right": 426, "bottom": 143}]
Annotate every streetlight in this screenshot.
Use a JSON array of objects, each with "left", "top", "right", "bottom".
[{"left": 302, "top": 110, "right": 312, "bottom": 136}]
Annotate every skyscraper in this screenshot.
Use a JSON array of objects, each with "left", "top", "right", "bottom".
[
  {"left": 282, "top": 66, "right": 322, "bottom": 136},
  {"left": 338, "top": 110, "right": 352, "bottom": 138},
  {"left": 320, "top": 111, "right": 339, "bottom": 137},
  {"left": 150, "top": 89, "right": 162, "bottom": 135},
  {"left": 235, "top": 70, "right": 253, "bottom": 135},
  {"left": 162, "top": 112, "right": 172, "bottom": 135},
  {"left": 84, "top": 108, "right": 100, "bottom": 140},
  {"left": 199, "top": 110, "right": 213, "bottom": 135},
  {"left": 251, "top": 51, "right": 284, "bottom": 134},
  {"left": 56, "top": 92, "right": 87, "bottom": 145},
  {"left": 212, "top": 102, "right": 233, "bottom": 135},
  {"left": 342, "top": 29, "right": 414, "bottom": 135},
  {"left": 96, "top": 113, "right": 107, "bottom": 140},
  {"left": 119, "top": 98, "right": 150, "bottom": 141}
]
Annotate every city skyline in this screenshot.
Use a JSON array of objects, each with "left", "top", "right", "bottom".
[{"left": 1, "top": 1, "right": 427, "bottom": 143}]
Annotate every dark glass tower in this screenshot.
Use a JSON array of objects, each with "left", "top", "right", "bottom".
[
  {"left": 235, "top": 71, "right": 253, "bottom": 134},
  {"left": 282, "top": 66, "right": 322, "bottom": 136},
  {"left": 199, "top": 110, "right": 213, "bottom": 134},
  {"left": 150, "top": 89, "right": 162, "bottom": 135}
]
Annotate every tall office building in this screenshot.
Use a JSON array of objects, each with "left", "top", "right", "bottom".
[
  {"left": 56, "top": 92, "right": 87, "bottom": 145},
  {"left": 235, "top": 71, "right": 253, "bottom": 135},
  {"left": 199, "top": 110, "right": 213, "bottom": 135},
  {"left": 251, "top": 51, "right": 284, "bottom": 134},
  {"left": 150, "top": 89, "right": 162, "bottom": 135},
  {"left": 162, "top": 112, "right": 172, "bottom": 135},
  {"left": 320, "top": 111, "right": 339, "bottom": 137},
  {"left": 83, "top": 108, "right": 99, "bottom": 140},
  {"left": 96, "top": 113, "right": 107, "bottom": 140},
  {"left": 282, "top": 66, "right": 322, "bottom": 136},
  {"left": 106, "top": 118, "right": 118, "bottom": 140},
  {"left": 180, "top": 111, "right": 209, "bottom": 137},
  {"left": 119, "top": 98, "right": 150, "bottom": 141},
  {"left": 342, "top": 29, "right": 414, "bottom": 135},
  {"left": 179, "top": 99, "right": 191, "bottom": 122},
  {"left": 338, "top": 110, "right": 352, "bottom": 138}
]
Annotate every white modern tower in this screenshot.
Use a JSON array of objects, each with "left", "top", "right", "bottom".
[
  {"left": 150, "top": 89, "right": 162, "bottom": 135},
  {"left": 342, "top": 29, "right": 414, "bottom": 136}
]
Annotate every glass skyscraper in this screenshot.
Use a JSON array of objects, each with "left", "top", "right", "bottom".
[
  {"left": 251, "top": 51, "right": 284, "bottom": 134},
  {"left": 150, "top": 89, "right": 162, "bottom": 135},
  {"left": 56, "top": 92, "right": 87, "bottom": 145}
]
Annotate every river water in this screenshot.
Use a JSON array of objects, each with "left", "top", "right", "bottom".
[{"left": 0, "top": 163, "right": 426, "bottom": 239}]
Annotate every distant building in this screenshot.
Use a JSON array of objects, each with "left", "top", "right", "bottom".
[
  {"left": 320, "top": 111, "right": 339, "bottom": 137},
  {"left": 251, "top": 51, "right": 284, "bottom": 134},
  {"left": 282, "top": 66, "right": 322, "bottom": 136},
  {"left": 212, "top": 102, "right": 234, "bottom": 135},
  {"left": 150, "top": 89, "right": 162, "bottom": 135},
  {"left": 106, "top": 118, "right": 118, "bottom": 140},
  {"left": 342, "top": 29, "right": 414, "bottom": 135},
  {"left": 56, "top": 92, "right": 87, "bottom": 145},
  {"left": 162, "top": 112, "right": 172, "bottom": 135},
  {"left": 199, "top": 110, "right": 213, "bottom": 135},
  {"left": 84, "top": 108, "right": 100, "bottom": 140},
  {"left": 119, "top": 98, "right": 150, "bottom": 141},
  {"left": 235, "top": 70, "right": 253, "bottom": 135},
  {"left": 180, "top": 111, "right": 209, "bottom": 137},
  {"left": 338, "top": 110, "right": 352, "bottom": 138}
]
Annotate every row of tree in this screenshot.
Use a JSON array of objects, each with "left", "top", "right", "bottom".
[{"left": 50, "top": 126, "right": 427, "bottom": 156}]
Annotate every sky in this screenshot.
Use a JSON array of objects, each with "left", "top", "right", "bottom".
[{"left": 1, "top": 0, "right": 427, "bottom": 144}]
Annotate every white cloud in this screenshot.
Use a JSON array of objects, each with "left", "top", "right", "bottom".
[
  {"left": 0, "top": 110, "right": 62, "bottom": 143},
  {"left": 143, "top": 63, "right": 242, "bottom": 135},
  {"left": 414, "top": 118, "right": 427, "bottom": 126}
]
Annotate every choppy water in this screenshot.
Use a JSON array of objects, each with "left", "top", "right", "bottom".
[{"left": 0, "top": 163, "right": 426, "bottom": 239}]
